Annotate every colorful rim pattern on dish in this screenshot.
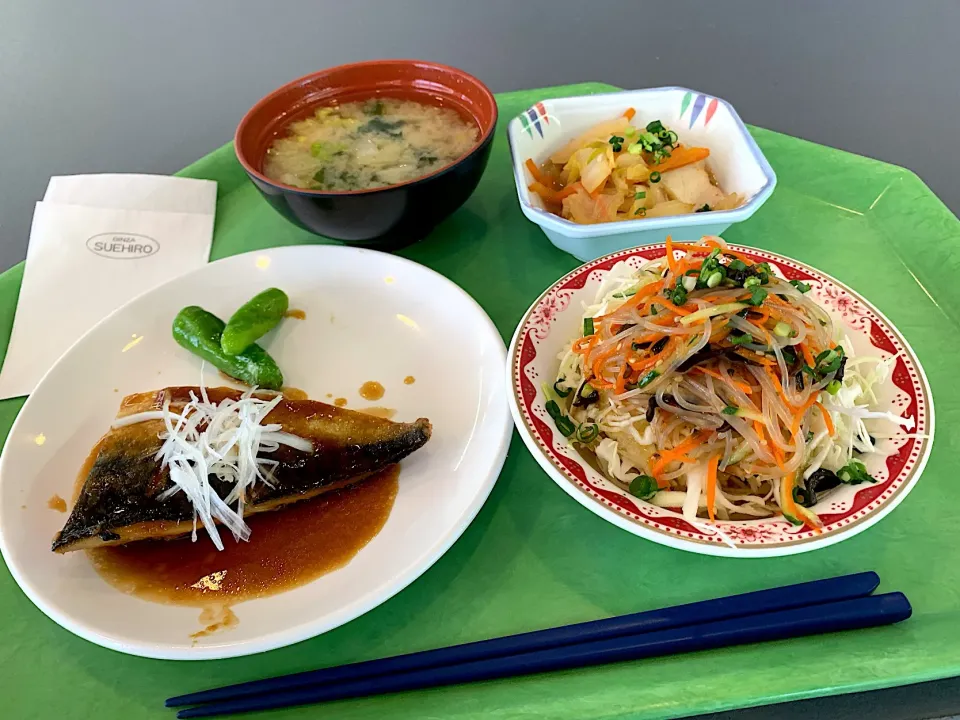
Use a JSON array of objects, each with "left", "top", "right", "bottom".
[
  {"left": 510, "top": 244, "right": 934, "bottom": 553},
  {"left": 516, "top": 89, "right": 721, "bottom": 143}
]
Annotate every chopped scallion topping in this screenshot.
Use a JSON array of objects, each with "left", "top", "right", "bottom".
[
  {"left": 837, "top": 458, "right": 875, "bottom": 484},
  {"left": 790, "top": 280, "right": 812, "bottom": 293},
  {"left": 629, "top": 474, "right": 659, "bottom": 500},
  {"left": 635, "top": 191, "right": 646, "bottom": 200},
  {"left": 575, "top": 423, "right": 599, "bottom": 443},
  {"left": 583, "top": 317, "right": 595, "bottom": 336},
  {"left": 747, "top": 286, "right": 768, "bottom": 306},
  {"left": 637, "top": 370, "right": 660, "bottom": 388},
  {"left": 722, "top": 405, "right": 739, "bottom": 415},
  {"left": 773, "top": 321, "right": 793, "bottom": 337},
  {"left": 649, "top": 171, "right": 661, "bottom": 183},
  {"left": 545, "top": 400, "right": 576, "bottom": 437}
]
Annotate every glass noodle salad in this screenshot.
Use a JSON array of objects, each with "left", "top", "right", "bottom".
[{"left": 544, "top": 236, "right": 915, "bottom": 529}]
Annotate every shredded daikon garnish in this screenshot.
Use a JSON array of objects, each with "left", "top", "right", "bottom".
[{"left": 119, "top": 378, "right": 314, "bottom": 550}]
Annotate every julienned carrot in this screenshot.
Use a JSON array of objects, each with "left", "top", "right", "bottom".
[
  {"left": 780, "top": 472, "right": 803, "bottom": 522},
  {"left": 665, "top": 236, "right": 679, "bottom": 276},
  {"left": 665, "top": 240, "right": 712, "bottom": 255},
  {"left": 650, "top": 145, "right": 710, "bottom": 173},
  {"left": 799, "top": 343, "right": 816, "bottom": 368},
  {"left": 815, "top": 401, "right": 835, "bottom": 436},
  {"left": 525, "top": 158, "right": 555, "bottom": 189},
  {"left": 706, "top": 455, "right": 720, "bottom": 522},
  {"left": 614, "top": 363, "right": 629, "bottom": 394},
  {"left": 590, "top": 344, "right": 619, "bottom": 384},
  {"left": 710, "top": 327, "right": 733, "bottom": 345},
  {"left": 702, "top": 237, "right": 753, "bottom": 264},
  {"left": 597, "top": 280, "right": 664, "bottom": 318},
  {"left": 555, "top": 182, "right": 581, "bottom": 200},
  {"left": 623, "top": 107, "right": 636, "bottom": 121},
  {"left": 655, "top": 297, "right": 693, "bottom": 316},
  {"left": 572, "top": 335, "right": 599, "bottom": 355},
  {"left": 651, "top": 430, "right": 709, "bottom": 480},
  {"left": 752, "top": 420, "right": 785, "bottom": 470},
  {"left": 528, "top": 181, "right": 561, "bottom": 205},
  {"left": 791, "top": 392, "right": 821, "bottom": 436},
  {"left": 695, "top": 366, "right": 753, "bottom": 394},
  {"left": 765, "top": 368, "right": 794, "bottom": 409},
  {"left": 628, "top": 338, "right": 673, "bottom": 374}
]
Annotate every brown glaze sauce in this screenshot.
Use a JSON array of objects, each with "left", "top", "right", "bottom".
[
  {"left": 360, "top": 406, "right": 396, "bottom": 420},
  {"left": 190, "top": 606, "right": 239, "bottom": 641},
  {"left": 334, "top": 397, "right": 348, "bottom": 407},
  {"left": 47, "top": 494, "right": 67, "bottom": 513},
  {"left": 284, "top": 309, "right": 306, "bottom": 320},
  {"left": 86, "top": 466, "right": 399, "bottom": 606},
  {"left": 359, "top": 381, "right": 385, "bottom": 401},
  {"left": 404, "top": 376, "right": 416, "bottom": 385},
  {"left": 281, "top": 386, "right": 309, "bottom": 401}
]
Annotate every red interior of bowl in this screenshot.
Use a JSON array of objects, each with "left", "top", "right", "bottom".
[{"left": 235, "top": 59, "right": 498, "bottom": 194}]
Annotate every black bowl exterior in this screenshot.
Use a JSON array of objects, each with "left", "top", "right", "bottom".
[{"left": 245, "top": 133, "right": 494, "bottom": 250}]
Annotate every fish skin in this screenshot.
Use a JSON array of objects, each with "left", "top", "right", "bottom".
[{"left": 52, "top": 387, "right": 431, "bottom": 552}]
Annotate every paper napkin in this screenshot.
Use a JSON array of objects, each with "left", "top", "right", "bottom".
[{"left": 0, "top": 175, "right": 217, "bottom": 399}]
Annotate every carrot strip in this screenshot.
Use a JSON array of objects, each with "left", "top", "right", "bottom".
[
  {"left": 755, "top": 420, "right": 786, "bottom": 470},
  {"left": 702, "top": 237, "right": 754, "bottom": 264},
  {"left": 528, "top": 181, "right": 561, "bottom": 204},
  {"left": 623, "top": 107, "right": 636, "bottom": 121},
  {"left": 651, "top": 430, "right": 709, "bottom": 480},
  {"left": 815, "top": 401, "right": 835, "bottom": 436},
  {"left": 780, "top": 472, "right": 804, "bottom": 522},
  {"left": 799, "top": 343, "right": 816, "bottom": 368},
  {"left": 525, "top": 158, "right": 554, "bottom": 189},
  {"left": 765, "top": 368, "right": 795, "bottom": 409},
  {"left": 710, "top": 327, "right": 732, "bottom": 345},
  {"left": 591, "top": 345, "right": 617, "bottom": 379},
  {"left": 597, "top": 280, "right": 664, "bottom": 318},
  {"left": 614, "top": 363, "right": 629, "bottom": 394},
  {"left": 555, "top": 182, "right": 581, "bottom": 200},
  {"left": 665, "top": 235, "right": 679, "bottom": 276},
  {"left": 791, "top": 392, "right": 821, "bottom": 436},
  {"left": 655, "top": 297, "right": 693, "bottom": 316},
  {"left": 706, "top": 455, "right": 720, "bottom": 522},
  {"left": 628, "top": 337, "right": 673, "bottom": 373},
  {"left": 695, "top": 366, "right": 753, "bottom": 394},
  {"left": 572, "top": 335, "right": 599, "bottom": 355},
  {"left": 650, "top": 145, "right": 711, "bottom": 173}
]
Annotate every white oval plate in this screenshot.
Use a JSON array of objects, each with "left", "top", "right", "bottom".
[
  {"left": 0, "top": 246, "right": 511, "bottom": 659},
  {"left": 507, "top": 243, "right": 934, "bottom": 557}
]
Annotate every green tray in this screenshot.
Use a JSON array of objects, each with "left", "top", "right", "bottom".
[{"left": 2, "top": 83, "right": 958, "bottom": 719}]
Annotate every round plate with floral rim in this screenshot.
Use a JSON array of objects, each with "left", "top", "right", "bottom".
[{"left": 507, "top": 242, "right": 934, "bottom": 557}]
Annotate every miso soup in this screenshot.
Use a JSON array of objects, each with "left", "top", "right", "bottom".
[{"left": 263, "top": 98, "right": 479, "bottom": 191}]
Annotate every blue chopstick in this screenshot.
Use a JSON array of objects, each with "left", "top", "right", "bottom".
[
  {"left": 176, "top": 591, "right": 910, "bottom": 718},
  {"left": 168, "top": 571, "right": 878, "bottom": 708}
]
